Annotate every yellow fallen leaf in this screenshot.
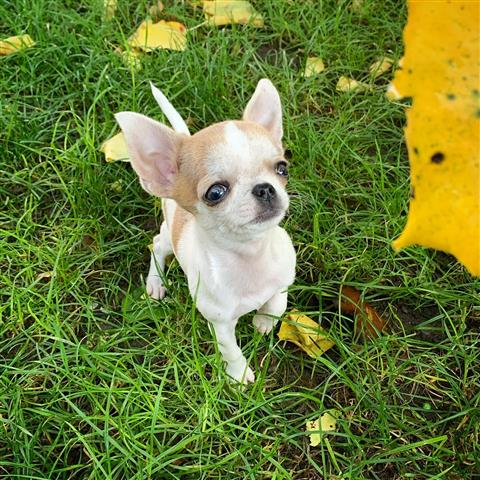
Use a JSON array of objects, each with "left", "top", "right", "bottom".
[
  {"left": 369, "top": 56, "right": 393, "bottom": 79},
  {"left": 390, "top": 1, "right": 480, "bottom": 276},
  {"left": 100, "top": 132, "right": 130, "bottom": 162},
  {"left": 103, "top": 0, "right": 117, "bottom": 20},
  {"left": 128, "top": 19, "right": 187, "bottom": 52},
  {"left": 306, "top": 411, "right": 338, "bottom": 447},
  {"left": 304, "top": 57, "right": 325, "bottom": 77},
  {"left": 203, "top": 0, "right": 264, "bottom": 27},
  {"left": 336, "top": 75, "right": 371, "bottom": 93},
  {"left": 0, "top": 34, "right": 35, "bottom": 55},
  {"left": 278, "top": 311, "right": 335, "bottom": 358}
]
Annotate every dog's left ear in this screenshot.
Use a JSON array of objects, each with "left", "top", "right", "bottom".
[{"left": 243, "top": 79, "right": 283, "bottom": 145}]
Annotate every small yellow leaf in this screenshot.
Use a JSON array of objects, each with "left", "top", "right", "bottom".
[
  {"left": 100, "top": 132, "right": 130, "bottom": 162},
  {"left": 203, "top": 0, "right": 264, "bottom": 27},
  {"left": 103, "top": 0, "right": 117, "bottom": 20},
  {"left": 306, "top": 419, "right": 321, "bottom": 447},
  {"left": 390, "top": 1, "right": 480, "bottom": 276},
  {"left": 304, "top": 57, "right": 325, "bottom": 77},
  {"left": 336, "top": 75, "right": 371, "bottom": 93},
  {"left": 110, "top": 180, "right": 124, "bottom": 193},
  {"left": 321, "top": 411, "right": 338, "bottom": 432},
  {"left": 0, "top": 34, "right": 35, "bottom": 55},
  {"left": 149, "top": 1, "right": 165, "bottom": 18},
  {"left": 36, "top": 271, "right": 53, "bottom": 281},
  {"left": 369, "top": 57, "right": 393, "bottom": 79},
  {"left": 115, "top": 47, "right": 142, "bottom": 71},
  {"left": 306, "top": 411, "right": 338, "bottom": 447},
  {"left": 278, "top": 311, "right": 335, "bottom": 358},
  {"left": 350, "top": 0, "right": 364, "bottom": 13},
  {"left": 128, "top": 19, "right": 187, "bottom": 52}
]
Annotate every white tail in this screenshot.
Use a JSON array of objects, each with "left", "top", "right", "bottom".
[{"left": 150, "top": 82, "right": 191, "bottom": 136}]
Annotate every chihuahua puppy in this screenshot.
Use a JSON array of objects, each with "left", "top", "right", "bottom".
[{"left": 115, "top": 79, "right": 296, "bottom": 384}]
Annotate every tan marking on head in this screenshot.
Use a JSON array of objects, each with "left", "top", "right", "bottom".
[
  {"left": 171, "top": 203, "right": 193, "bottom": 253},
  {"left": 234, "top": 120, "right": 283, "bottom": 152},
  {"left": 171, "top": 123, "right": 227, "bottom": 212},
  {"left": 234, "top": 121, "right": 287, "bottom": 185},
  {"left": 169, "top": 120, "right": 285, "bottom": 213}
]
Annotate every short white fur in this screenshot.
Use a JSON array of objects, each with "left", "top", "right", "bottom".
[{"left": 115, "top": 79, "right": 296, "bottom": 384}]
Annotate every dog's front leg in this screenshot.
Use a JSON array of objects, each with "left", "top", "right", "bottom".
[
  {"left": 253, "top": 290, "right": 288, "bottom": 335},
  {"left": 210, "top": 320, "right": 255, "bottom": 384},
  {"left": 146, "top": 221, "right": 173, "bottom": 300}
]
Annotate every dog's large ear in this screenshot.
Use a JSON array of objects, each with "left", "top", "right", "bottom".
[
  {"left": 243, "top": 79, "right": 283, "bottom": 145},
  {"left": 115, "top": 112, "right": 182, "bottom": 198}
]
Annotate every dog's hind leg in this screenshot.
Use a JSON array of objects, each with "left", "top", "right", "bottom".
[{"left": 146, "top": 221, "right": 173, "bottom": 300}]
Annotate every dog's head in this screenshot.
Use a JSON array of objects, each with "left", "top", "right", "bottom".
[{"left": 116, "top": 79, "right": 289, "bottom": 237}]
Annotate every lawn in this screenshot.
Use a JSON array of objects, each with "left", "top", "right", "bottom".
[{"left": 1, "top": 0, "right": 479, "bottom": 478}]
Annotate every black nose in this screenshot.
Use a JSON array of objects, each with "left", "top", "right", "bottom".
[{"left": 252, "top": 183, "right": 276, "bottom": 203}]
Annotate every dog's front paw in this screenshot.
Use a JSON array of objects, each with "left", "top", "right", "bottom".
[
  {"left": 146, "top": 275, "right": 166, "bottom": 300},
  {"left": 253, "top": 314, "right": 278, "bottom": 335},
  {"left": 225, "top": 359, "right": 255, "bottom": 385}
]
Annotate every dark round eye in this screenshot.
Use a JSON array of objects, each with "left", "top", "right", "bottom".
[
  {"left": 275, "top": 161, "right": 288, "bottom": 177},
  {"left": 204, "top": 183, "right": 229, "bottom": 204}
]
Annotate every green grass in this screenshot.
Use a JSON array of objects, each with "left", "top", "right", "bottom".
[{"left": 1, "top": 0, "right": 479, "bottom": 478}]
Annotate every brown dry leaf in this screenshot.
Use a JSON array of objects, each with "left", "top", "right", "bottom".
[
  {"left": 103, "top": 0, "right": 117, "bottom": 20},
  {"left": 100, "top": 132, "right": 130, "bottom": 162},
  {"left": 336, "top": 75, "right": 371, "bottom": 93},
  {"left": 203, "top": 1, "right": 264, "bottom": 27},
  {"left": 389, "top": 1, "right": 480, "bottom": 276},
  {"left": 369, "top": 57, "right": 393, "bottom": 79},
  {"left": 0, "top": 34, "right": 35, "bottom": 55},
  {"left": 278, "top": 311, "right": 335, "bottom": 358},
  {"left": 304, "top": 57, "right": 325, "bottom": 77},
  {"left": 340, "top": 286, "right": 387, "bottom": 338},
  {"left": 128, "top": 19, "right": 187, "bottom": 51},
  {"left": 306, "top": 411, "right": 339, "bottom": 447}
]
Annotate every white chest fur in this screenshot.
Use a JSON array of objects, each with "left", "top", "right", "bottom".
[{"left": 176, "top": 222, "right": 295, "bottom": 322}]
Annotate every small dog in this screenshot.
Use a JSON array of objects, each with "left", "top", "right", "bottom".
[{"left": 116, "top": 79, "right": 296, "bottom": 383}]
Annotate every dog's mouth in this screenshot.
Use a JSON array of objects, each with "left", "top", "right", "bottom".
[{"left": 250, "top": 207, "right": 284, "bottom": 224}]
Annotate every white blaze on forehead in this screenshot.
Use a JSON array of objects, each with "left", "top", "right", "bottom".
[
  {"left": 207, "top": 121, "right": 278, "bottom": 177},
  {"left": 224, "top": 121, "right": 250, "bottom": 154}
]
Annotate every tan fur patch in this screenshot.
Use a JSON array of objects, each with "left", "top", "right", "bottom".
[
  {"left": 235, "top": 121, "right": 287, "bottom": 186},
  {"left": 171, "top": 123, "right": 227, "bottom": 211},
  {"left": 170, "top": 120, "right": 285, "bottom": 210},
  {"left": 171, "top": 203, "right": 193, "bottom": 253},
  {"left": 235, "top": 120, "right": 284, "bottom": 154}
]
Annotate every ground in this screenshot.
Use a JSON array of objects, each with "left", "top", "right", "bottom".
[{"left": 1, "top": 0, "right": 479, "bottom": 479}]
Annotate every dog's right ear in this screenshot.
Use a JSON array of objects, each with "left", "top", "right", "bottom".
[{"left": 115, "top": 112, "right": 182, "bottom": 198}]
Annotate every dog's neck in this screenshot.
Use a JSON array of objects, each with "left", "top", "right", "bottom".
[{"left": 193, "top": 219, "right": 274, "bottom": 258}]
